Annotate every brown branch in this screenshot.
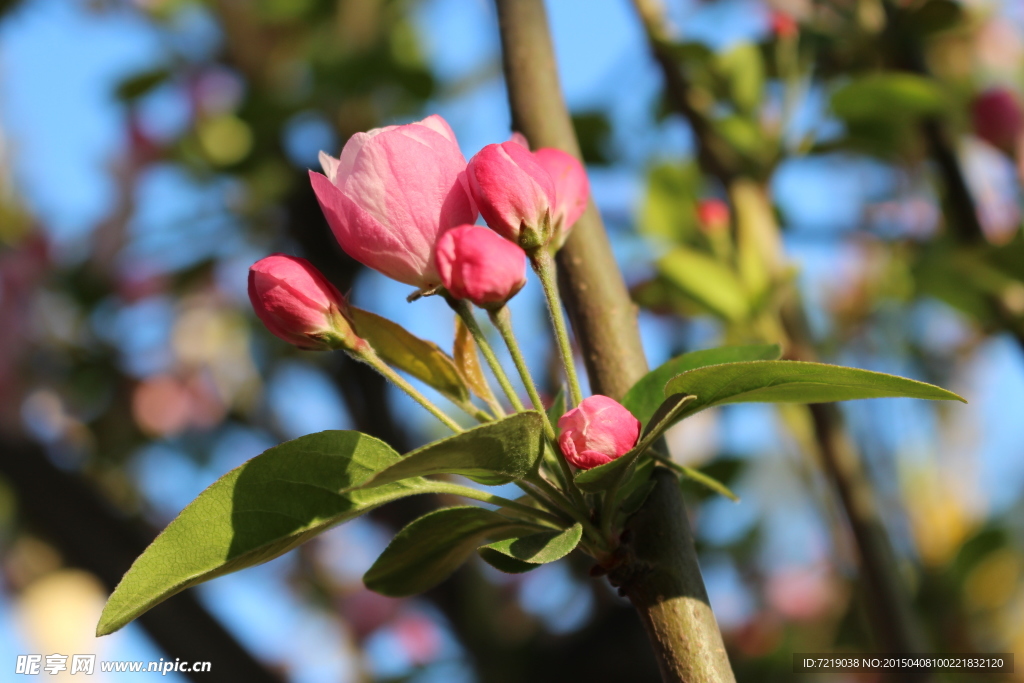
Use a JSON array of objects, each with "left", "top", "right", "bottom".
[{"left": 493, "top": 1, "right": 735, "bottom": 681}]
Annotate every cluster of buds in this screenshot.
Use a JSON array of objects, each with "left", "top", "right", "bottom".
[{"left": 248, "top": 114, "right": 638, "bottom": 470}]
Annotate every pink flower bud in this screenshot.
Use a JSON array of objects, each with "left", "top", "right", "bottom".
[
  {"left": 508, "top": 131, "right": 530, "bottom": 149},
  {"left": 973, "top": 88, "right": 1023, "bottom": 154},
  {"left": 557, "top": 395, "right": 641, "bottom": 470},
  {"left": 466, "top": 141, "right": 556, "bottom": 249},
  {"left": 436, "top": 225, "right": 527, "bottom": 308},
  {"left": 309, "top": 115, "right": 477, "bottom": 288},
  {"left": 770, "top": 11, "right": 798, "bottom": 39},
  {"left": 696, "top": 199, "right": 730, "bottom": 232},
  {"left": 248, "top": 254, "right": 361, "bottom": 350},
  {"left": 533, "top": 148, "right": 589, "bottom": 247}
]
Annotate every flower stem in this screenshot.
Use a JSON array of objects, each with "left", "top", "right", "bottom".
[
  {"left": 489, "top": 306, "right": 588, "bottom": 509},
  {"left": 531, "top": 249, "right": 583, "bottom": 407},
  {"left": 352, "top": 344, "right": 464, "bottom": 433},
  {"left": 488, "top": 307, "right": 554, "bottom": 438},
  {"left": 446, "top": 296, "right": 525, "bottom": 412},
  {"left": 457, "top": 400, "right": 496, "bottom": 423},
  {"left": 423, "top": 481, "right": 566, "bottom": 527}
]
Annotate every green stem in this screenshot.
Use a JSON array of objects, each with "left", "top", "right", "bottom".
[
  {"left": 488, "top": 307, "right": 555, "bottom": 438},
  {"left": 457, "top": 401, "right": 496, "bottom": 423},
  {"left": 353, "top": 344, "right": 463, "bottom": 433},
  {"left": 423, "top": 481, "right": 565, "bottom": 527},
  {"left": 490, "top": 306, "right": 589, "bottom": 510},
  {"left": 447, "top": 297, "right": 525, "bottom": 412},
  {"left": 531, "top": 249, "right": 583, "bottom": 407}
]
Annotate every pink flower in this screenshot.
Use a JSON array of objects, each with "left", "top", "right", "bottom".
[
  {"left": 309, "top": 115, "right": 477, "bottom": 288},
  {"left": 558, "top": 395, "right": 641, "bottom": 470},
  {"left": 248, "top": 254, "right": 360, "bottom": 350},
  {"left": 466, "top": 141, "right": 556, "bottom": 249},
  {"left": 436, "top": 225, "right": 527, "bottom": 308},
  {"left": 696, "top": 199, "right": 730, "bottom": 232},
  {"left": 533, "top": 148, "right": 589, "bottom": 248},
  {"left": 973, "top": 88, "right": 1023, "bottom": 154}
]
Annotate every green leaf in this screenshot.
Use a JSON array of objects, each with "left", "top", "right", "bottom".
[
  {"left": 97, "top": 431, "right": 423, "bottom": 636},
  {"left": 348, "top": 306, "right": 469, "bottom": 403},
  {"left": 663, "top": 360, "right": 966, "bottom": 420},
  {"left": 622, "top": 344, "right": 781, "bottom": 426},
  {"left": 639, "top": 393, "right": 698, "bottom": 445},
  {"left": 364, "top": 507, "right": 535, "bottom": 596},
  {"left": 714, "top": 115, "right": 765, "bottom": 159},
  {"left": 657, "top": 247, "right": 751, "bottom": 322},
  {"left": 715, "top": 42, "right": 764, "bottom": 114},
  {"left": 357, "top": 412, "right": 546, "bottom": 488},
  {"left": 639, "top": 162, "right": 702, "bottom": 242},
  {"left": 573, "top": 395, "right": 697, "bottom": 494},
  {"left": 678, "top": 465, "right": 739, "bottom": 502},
  {"left": 479, "top": 523, "right": 582, "bottom": 565},
  {"left": 831, "top": 74, "right": 947, "bottom": 123},
  {"left": 478, "top": 549, "right": 540, "bottom": 574}
]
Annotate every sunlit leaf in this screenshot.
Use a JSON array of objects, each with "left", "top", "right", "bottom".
[
  {"left": 349, "top": 306, "right": 469, "bottom": 403},
  {"left": 479, "top": 523, "right": 582, "bottom": 565},
  {"left": 664, "top": 360, "right": 965, "bottom": 419},
  {"left": 622, "top": 344, "right": 781, "bottom": 426},
  {"left": 657, "top": 247, "right": 751, "bottom": 322},
  {"left": 356, "top": 412, "right": 546, "bottom": 488},
  {"left": 831, "top": 74, "right": 946, "bottom": 123},
  {"left": 97, "top": 431, "right": 422, "bottom": 636},
  {"left": 715, "top": 42, "right": 764, "bottom": 114}
]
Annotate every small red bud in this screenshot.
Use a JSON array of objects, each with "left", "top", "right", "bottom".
[
  {"left": 770, "top": 10, "right": 798, "bottom": 39},
  {"left": 696, "top": 198, "right": 731, "bottom": 233},
  {"left": 557, "top": 395, "right": 641, "bottom": 470}
]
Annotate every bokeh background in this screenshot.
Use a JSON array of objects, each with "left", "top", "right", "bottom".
[{"left": 1, "top": 0, "right": 1023, "bottom": 680}]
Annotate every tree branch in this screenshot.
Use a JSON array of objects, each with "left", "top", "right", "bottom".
[{"left": 493, "top": 1, "right": 735, "bottom": 680}]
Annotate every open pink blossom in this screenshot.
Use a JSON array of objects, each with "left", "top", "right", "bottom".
[
  {"left": 436, "top": 225, "right": 527, "bottom": 308},
  {"left": 309, "top": 115, "right": 477, "bottom": 288},
  {"left": 558, "top": 395, "right": 641, "bottom": 470},
  {"left": 248, "top": 254, "right": 360, "bottom": 350},
  {"left": 466, "top": 141, "right": 556, "bottom": 249}
]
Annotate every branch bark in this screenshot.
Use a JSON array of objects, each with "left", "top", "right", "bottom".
[{"left": 493, "top": 1, "right": 735, "bottom": 680}]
